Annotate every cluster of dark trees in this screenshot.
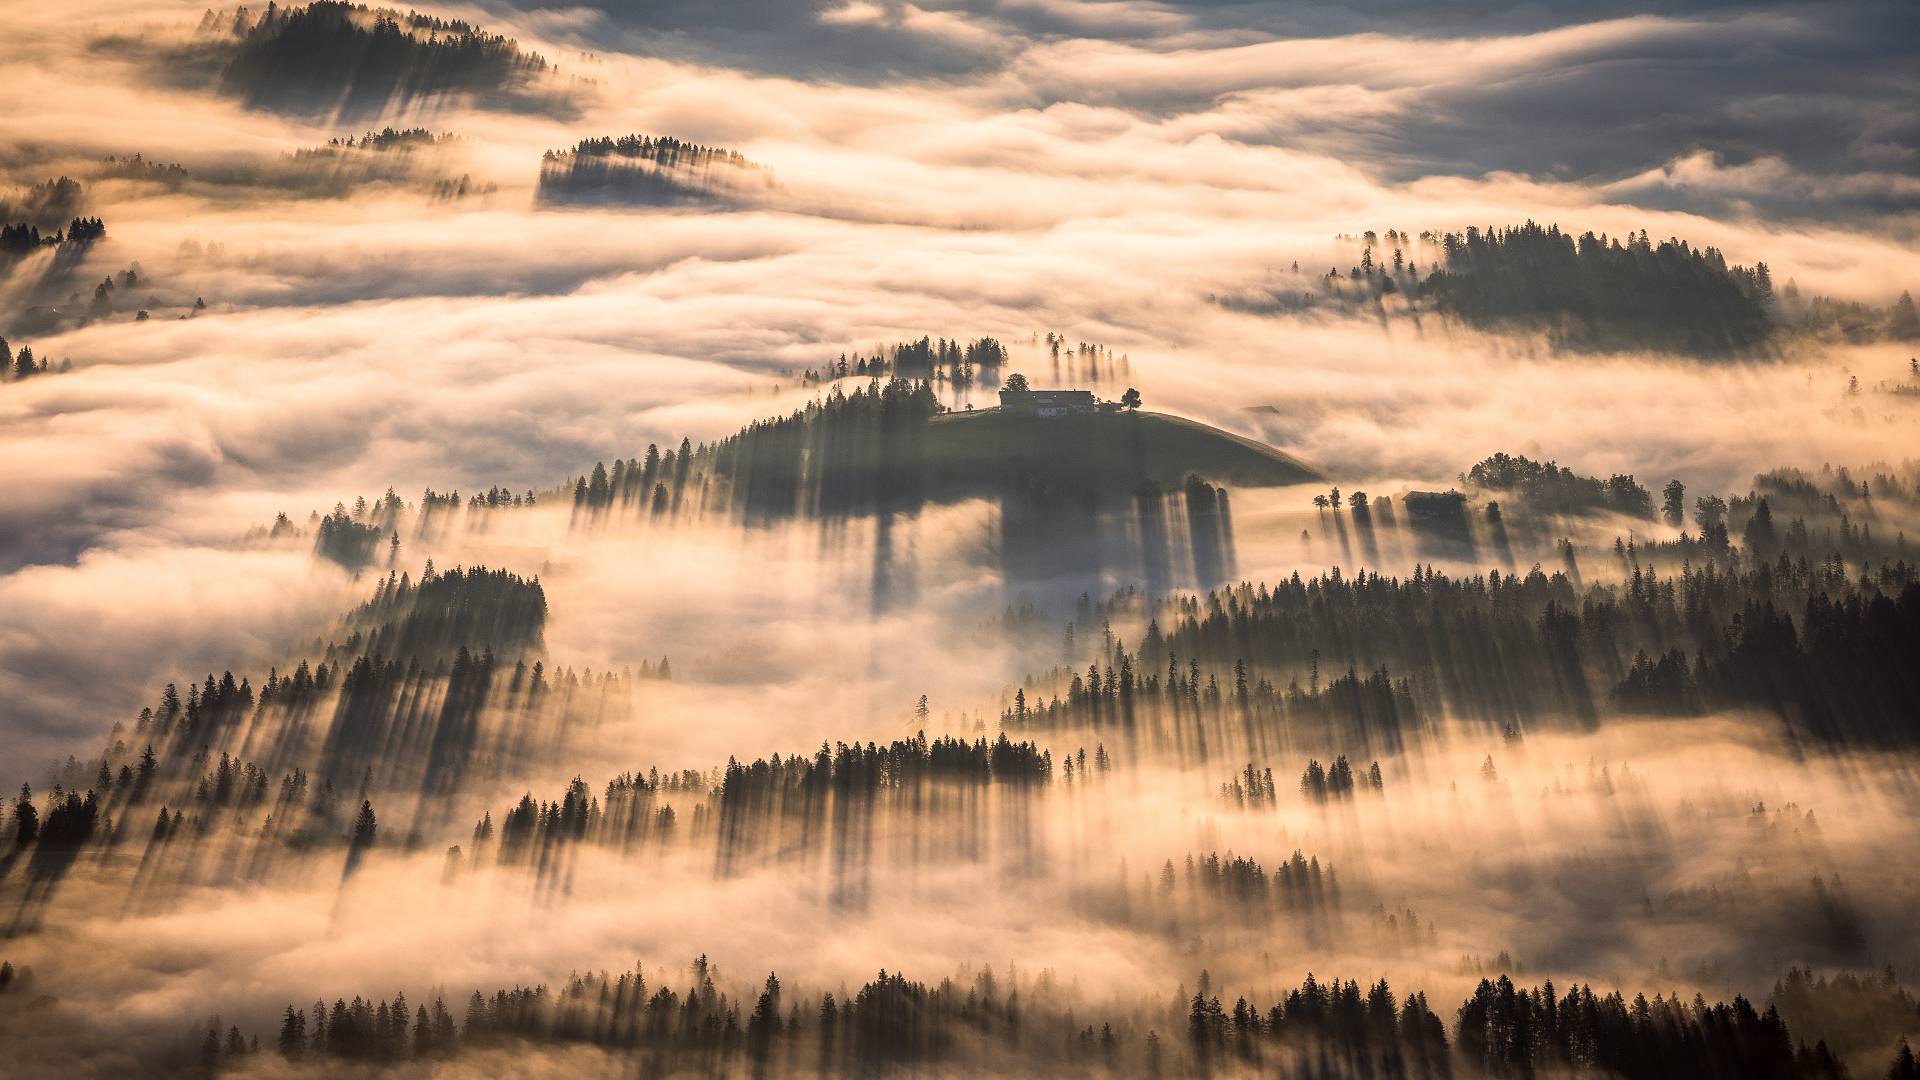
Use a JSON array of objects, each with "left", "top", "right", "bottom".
[
  {"left": 0, "top": 176, "right": 85, "bottom": 227},
  {"left": 804, "top": 336, "right": 1009, "bottom": 389},
  {"left": 569, "top": 435, "right": 702, "bottom": 516},
  {"left": 339, "top": 564, "right": 547, "bottom": 663},
  {"left": 564, "top": 377, "right": 946, "bottom": 525},
  {"left": 1415, "top": 222, "right": 1774, "bottom": 354},
  {"left": 1005, "top": 645, "right": 1421, "bottom": 765},
  {"left": 1, "top": 338, "right": 68, "bottom": 380},
  {"left": 1238, "top": 223, "right": 1781, "bottom": 355},
  {"left": 314, "top": 506, "right": 388, "bottom": 567},
  {"left": 1187, "top": 971, "right": 1450, "bottom": 1078},
  {"left": 1300, "top": 755, "right": 1382, "bottom": 800},
  {"left": 537, "top": 134, "right": 769, "bottom": 206},
  {"left": 1770, "top": 967, "right": 1920, "bottom": 1073},
  {"left": 1464, "top": 452, "right": 1654, "bottom": 518},
  {"left": 98, "top": 155, "right": 192, "bottom": 185},
  {"left": 1170, "top": 849, "right": 1337, "bottom": 912},
  {"left": 423, "top": 485, "right": 537, "bottom": 511},
  {"left": 159, "top": 957, "right": 1920, "bottom": 1079},
  {"left": 0, "top": 217, "right": 103, "bottom": 259},
  {"left": 715, "top": 377, "right": 943, "bottom": 522},
  {"left": 1453, "top": 974, "right": 1848, "bottom": 1079},
  {"left": 470, "top": 732, "right": 1054, "bottom": 887},
  {"left": 1613, "top": 580, "right": 1920, "bottom": 746},
  {"left": 203, "top": 2, "right": 555, "bottom": 118},
  {"left": 297, "top": 127, "right": 450, "bottom": 154},
  {"left": 1006, "top": 544, "right": 1919, "bottom": 753},
  {"left": 0, "top": 563, "right": 661, "bottom": 902}
]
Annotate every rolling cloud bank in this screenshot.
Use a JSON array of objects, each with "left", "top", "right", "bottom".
[{"left": 0, "top": 0, "right": 1917, "bottom": 1076}]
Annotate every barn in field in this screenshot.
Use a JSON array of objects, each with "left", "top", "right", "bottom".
[{"left": 998, "top": 387, "right": 1096, "bottom": 417}]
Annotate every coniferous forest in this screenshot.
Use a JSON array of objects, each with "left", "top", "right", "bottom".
[{"left": 4, "top": 1, "right": 1920, "bottom": 1077}]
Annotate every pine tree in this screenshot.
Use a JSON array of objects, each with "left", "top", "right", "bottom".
[{"left": 278, "top": 1005, "right": 306, "bottom": 1059}]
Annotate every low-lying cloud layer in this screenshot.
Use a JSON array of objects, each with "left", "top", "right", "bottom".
[{"left": 1, "top": 0, "right": 1918, "bottom": 1075}]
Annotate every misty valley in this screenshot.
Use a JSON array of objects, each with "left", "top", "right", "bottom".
[{"left": 1, "top": 1, "right": 1918, "bottom": 1079}]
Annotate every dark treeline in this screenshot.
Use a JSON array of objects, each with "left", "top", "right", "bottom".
[
  {"left": 802, "top": 335, "right": 1009, "bottom": 390},
  {"left": 468, "top": 733, "right": 1053, "bottom": 903},
  {"left": 338, "top": 563, "right": 547, "bottom": 663},
  {"left": 1418, "top": 222, "right": 1773, "bottom": 354},
  {"left": 1224, "top": 223, "right": 1793, "bottom": 355},
  {"left": 538, "top": 134, "right": 772, "bottom": 206},
  {"left": 1, "top": 337, "right": 71, "bottom": 381},
  {"left": 565, "top": 377, "right": 943, "bottom": 523},
  {"left": 0, "top": 216, "right": 104, "bottom": 260},
  {"left": 184, "top": 962, "right": 1920, "bottom": 1079},
  {"left": 1005, "top": 550, "right": 1920, "bottom": 756},
  {"left": 1464, "top": 452, "right": 1654, "bottom": 519},
  {"left": 97, "top": 154, "right": 192, "bottom": 185},
  {"left": 0, "top": 176, "right": 85, "bottom": 229},
  {"left": 296, "top": 127, "right": 450, "bottom": 155},
  {"left": 0, "top": 562, "right": 663, "bottom": 914},
  {"left": 713, "top": 376, "right": 943, "bottom": 523},
  {"left": 196, "top": 2, "right": 557, "bottom": 119},
  {"left": 1456, "top": 974, "right": 1829, "bottom": 1079},
  {"left": 268, "top": 126, "right": 489, "bottom": 200}
]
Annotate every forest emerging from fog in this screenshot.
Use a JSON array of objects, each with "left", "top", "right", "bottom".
[{"left": 2, "top": 1, "right": 1919, "bottom": 1078}]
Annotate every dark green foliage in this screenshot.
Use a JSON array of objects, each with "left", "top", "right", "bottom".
[
  {"left": 1457, "top": 975, "right": 1797, "bottom": 1079},
  {"left": 0, "top": 216, "right": 103, "bottom": 260},
  {"left": 538, "top": 134, "right": 770, "bottom": 206},
  {"left": 343, "top": 563, "right": 547, "bottom": 662},
  {"left": 1031, "top": 552, "right": 1917, "bottom": 749},
  {"left": 314, "top": 507, "right": 385, "bottom": 568},
  {"left": 1420, "top": 222, "right": 1773, "bottom": 354},
  {"left": 208, "top": 2, "right": 554, "bottom": 119},
  {"left": 0, "top": 176, "right": 85, "bottom": 228},
  {"left": 1466, "top": 452, "right": 1654, "bottom": 518},
  {"left": 1770, "top": 967, "right": 1920, "bottom": 1075}
]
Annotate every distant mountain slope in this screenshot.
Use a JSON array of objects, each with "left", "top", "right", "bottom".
[{"left": 927, "top": 408, "right": 1323, "bottom": 494}]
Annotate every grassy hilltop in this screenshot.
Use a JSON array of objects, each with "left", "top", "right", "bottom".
[{"left": 926, "top": 407, "right": 1323, "bottom": 495}]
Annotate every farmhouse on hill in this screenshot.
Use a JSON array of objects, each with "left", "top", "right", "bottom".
[{"left": 999, "top": 386, "right": 1097, "bottom": 417}]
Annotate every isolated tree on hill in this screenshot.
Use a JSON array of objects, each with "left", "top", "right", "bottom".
[
  {"left": 12, "top": 784, "right": 38, "bottom": 847},
  {"left": 1003, "top": 372, "right": 1029, "bottom": 392},
  {"left": 1662, "top": 480, "right": 1685, "bottom": 526},
  {"left": 1121, "top": 387, "right": 1142, "bottom": 409}
]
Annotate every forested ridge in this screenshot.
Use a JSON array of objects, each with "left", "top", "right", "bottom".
[
  {"left": 176, "top": 2, "right": 562, "bottom": 119},
  {"left": 1225, "top": 221, "right": 1920, "bottom": 355},
  {"left": 85, "top": 959, "right": 1920, "bottom": 1079},
  {"left": 538, "top": 134, "right": 773, "bottom": 206}
]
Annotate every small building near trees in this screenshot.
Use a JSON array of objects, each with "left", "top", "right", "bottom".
[{"left": 999, "top": 387, "right": 1098, "bottom": 417}]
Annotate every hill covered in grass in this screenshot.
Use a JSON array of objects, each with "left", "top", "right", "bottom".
[{"left": 926, "top": 407, "right": 1322, "bottom": 495}]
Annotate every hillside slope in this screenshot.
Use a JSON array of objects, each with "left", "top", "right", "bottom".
[{"left": 926, "top": 408, "right": 1322, "bottom": 494}]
